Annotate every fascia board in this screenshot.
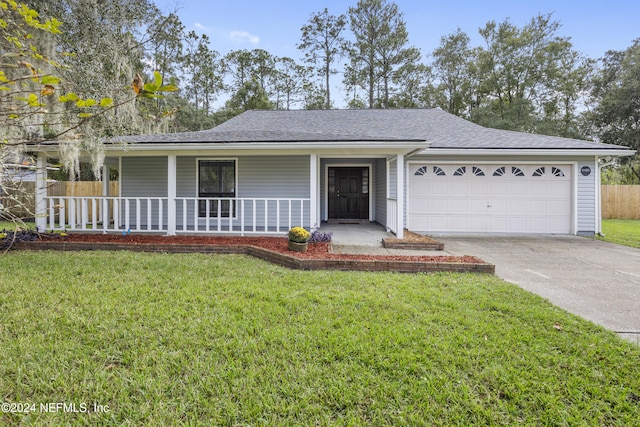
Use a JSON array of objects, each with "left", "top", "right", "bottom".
[{"left": 417, "top": 148, "right": 636, "bottom": 157}]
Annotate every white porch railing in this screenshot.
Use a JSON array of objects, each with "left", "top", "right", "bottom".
[
  {"left": 386, "top": 198, "right": 398, "bottom": 234},
  {"left": 44, "top": 196, "right": 310, "bottom": 235},
  {"left": 175, "top": 198, "right": 309, "bottom": 234},
  {"left": 45, "top": 196, "right": 169, "bottom": 232}
]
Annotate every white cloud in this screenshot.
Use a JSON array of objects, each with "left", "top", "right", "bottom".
[
  {"left": 228, "top": 31, "right": 260, "bottom": 45},
  {"left": 194, "top": 22, "right": 212, "bottom": 32}
]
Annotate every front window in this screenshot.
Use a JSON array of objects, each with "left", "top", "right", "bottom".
[{"left": 198, "top": 160, "right": 236, "bottom": 217}]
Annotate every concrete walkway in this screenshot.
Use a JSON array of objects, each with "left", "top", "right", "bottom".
[{"left": 318, "top": 222, "right": 433, "bottom": 256}]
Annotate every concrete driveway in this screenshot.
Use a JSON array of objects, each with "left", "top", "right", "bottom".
[{"left": 439, "top": 235, "right": 640, "bottom": 342}]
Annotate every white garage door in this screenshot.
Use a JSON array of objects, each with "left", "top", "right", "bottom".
[{"left": 408, "top": 164, "right": 572, "bottom": 233}]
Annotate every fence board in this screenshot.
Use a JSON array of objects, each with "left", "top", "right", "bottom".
[
  {"left": 2, "top": 181, "right": 118, "bottom": 219},
  {"left": 601, "top": 185, "right": 640, "bottom": 220}
]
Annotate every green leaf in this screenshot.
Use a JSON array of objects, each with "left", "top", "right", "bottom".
[
  {"left": 40, "top": 75, "right": 61, "bottom": 85},
  {"left": 76, "top": 100, "right": 86, "bottom": 108},
  {"left": 84, "top": 98, "right": 97, "bottom": 107},
  {"left": 0, "top": 86, "right": 9, "bottom": 91},
  {"left": 78, "top": 112, "right": 93, "bottom": 118},
  {"left": 66, "top": 92, "right": 79, "bottom": 102},
  {"left": 99, "top": 97, "right": 113, "bottom": 108},
  {"left": 144, "top": 82, "right": 159, "bottom": 93},
  {"left": 58, "top": 95, "right": 68, "bottom": 102},
  {"left": 158, "top": 85, "right": 179, "bottom": 92},
  {"left": 8, "top": 114, "right": 19, "bottom": 120},
  {"left": 141, "top": 92, "right": 162, "bottom": 99},
  {"left": 154, "top": 71, "right": 162, "bottom": 90}
]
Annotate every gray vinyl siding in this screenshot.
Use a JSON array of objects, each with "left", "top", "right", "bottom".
[
  {"left": 121, "top": 157, "right": 168, "bottom": 228},
  {"left": 387, "top": 159, "right": 397, "bottom": 199},
  {"left": 577, "top": 158, "right": 597, "bottom": 234},
  {"left": 176, "top": 155, "right": 310, "bottom": 230},
  {"left": 374, "top": 158, "right": 387, "bottom": 226}
]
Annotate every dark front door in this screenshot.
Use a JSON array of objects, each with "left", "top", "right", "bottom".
[{"left": 328, "top": 167, "right": 369, "bottom": 220}]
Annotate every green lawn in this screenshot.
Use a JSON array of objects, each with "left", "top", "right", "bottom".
[
  {"left": 0, "top": 220, "right": 35, "bottom": 231},
  {"left": 598, "top": 219, "right": 640, "bottom": 249},
  {"left": 1, "top": 251, "right": 639, "bottom": 426}
]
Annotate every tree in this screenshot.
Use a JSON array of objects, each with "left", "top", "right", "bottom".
[
  {"left": 1, "top": 2, "right": 175, "bottom": 224},
  {"left": 222, "top": 79, "right": 273, "bottom": 117},
  {"left": 222, "top": 49, "right": 276, "bottom": 96},
  {"left": 537, "top": 50, "right": 593, "bottom": 138},
  {"left": 298, "top": 8, "right": 346, "bottom": 109},
  {"left": 472, "top": 14, "right": 577, "bottom": 132},
  {"left": 431, "top": 29, "right": 474, "bottom": 116},
  {"left": 346, "top": 0, "right": 420, "bottom": 108},
  {"left": 182, "top": 31, "right": 223, "bottom": 129},
  {"left": 271, "top": 57, "right": 311, "bottom": 110},
  {"left": 389, "top": 63, "right": 437, "bottom": 108},
  {"left": 587, "top": 39, "right": 640, "bottom": 182}
]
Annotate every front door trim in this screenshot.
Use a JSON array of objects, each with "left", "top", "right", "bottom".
[{"left": 323, "top": 163, "right": 373, "bottom": 222}]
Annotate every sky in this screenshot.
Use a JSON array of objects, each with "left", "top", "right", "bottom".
[{"left": 157, "top": 0, "right": 639, "bottom": 106}]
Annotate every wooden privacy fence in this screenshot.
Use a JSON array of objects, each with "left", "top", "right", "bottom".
[
  {"left": 601, "top": 185, "right": 640, "bottom": 220},
  {"left": 1, "top": 181, "right": 118, "bottom": 220},
  {"left": 48, "top": 181, "right": 119, "bottom": 224},
  {"left": 48, "top": 181, "right": 119, "bottom": 198}
]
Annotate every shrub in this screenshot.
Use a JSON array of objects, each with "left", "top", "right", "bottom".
[
  {"left": 309, "top": 231, "right": 332, "bottom": 243},
  {"left": 288, "top": 226, "right": 311, "bottom": 243}
]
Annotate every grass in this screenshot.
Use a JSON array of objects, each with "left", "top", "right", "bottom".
[
  {"left": 598, "top": 219, "right": 640, "bottom": 249},
  {"left": 1, "top": 251, "right": 639, "bottom": 426},
  {"left": 0, "top": 220, "right": 35, "bottom": 231}
]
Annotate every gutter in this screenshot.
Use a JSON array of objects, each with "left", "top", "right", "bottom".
[{"left": 419, "top": 148, "right": 637, "bottom": 157}]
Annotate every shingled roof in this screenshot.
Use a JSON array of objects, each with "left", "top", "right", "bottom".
[{"left": 120, "top": 109, "right": 630, "bottom": 151}]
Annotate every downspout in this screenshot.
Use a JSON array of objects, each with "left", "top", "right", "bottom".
[{"left": 597, "top": 156, "right": 615, "bottom": 236}]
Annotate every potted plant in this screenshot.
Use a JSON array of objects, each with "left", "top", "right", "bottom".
[{"left": 288, "top": 226, "right": 311, "bottom": 252}]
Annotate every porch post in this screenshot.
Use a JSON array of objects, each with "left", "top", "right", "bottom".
[
  {"left": 102, "top": 163, "right": 109, "bottom": 197},
  {"left": 309, "top": 154, "right": 318, "bottom": 230},
  {"left": 34, "top": 153, "right": 47, "bottom": 232},
  {"left": 167, "top": 154, "right": 176, "bottom": 236},
  {"left": 396, "top": 154, "right": 404, "bottom": 239}
]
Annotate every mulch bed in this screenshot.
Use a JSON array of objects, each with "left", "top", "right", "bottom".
[{"left": 10, "top": 233, "right": 494, "bottom": 274}]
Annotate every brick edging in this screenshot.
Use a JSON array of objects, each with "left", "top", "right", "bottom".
[
  {"left": 382, "top": 238, "right": 445, "bottom": 251},
  {"left": 12, "top": 241, "right": 495, "bottom": 274}
]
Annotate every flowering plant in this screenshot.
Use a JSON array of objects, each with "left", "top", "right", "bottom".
[{"left": 288, "top": 226, "right": 311, "bottom": 243}]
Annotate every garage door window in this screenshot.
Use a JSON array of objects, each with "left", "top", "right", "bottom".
[
  {"left": 533, "top": 167, "right": 546, "bottom": 176},
  {"left": 414, "top": 166, "right": 428, "bottom": 176},
  {"left": 472, "top": 166, "right": 485, "bottom": 176}
]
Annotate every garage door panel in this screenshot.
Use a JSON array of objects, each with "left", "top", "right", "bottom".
[
  {"left": 528, "top": 185, "right": 550, "bottom": 197},
  {"left": 509, "top": 182, "right": 529, "bottom": 195},
  {"left": 448, "top": 199, "right": 469, "bottom": 214},
  {"left": 507, "top": 199, "right": 527, "bottom": 214},
  {"left": 408, "top": 163, "right": 572, "bottom": 233}
]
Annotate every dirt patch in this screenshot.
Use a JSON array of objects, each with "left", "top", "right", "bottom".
[{"left": 63, "top": 233, "right": 482, "bottom": 264}]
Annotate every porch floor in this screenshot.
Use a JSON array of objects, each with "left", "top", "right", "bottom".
[{"left": 319, "top": 222, "right": 435, "bottom": 256}]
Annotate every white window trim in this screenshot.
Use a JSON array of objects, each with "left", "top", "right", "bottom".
[{"left": 195, "top": 157, "right": 239, "bottom": 219}]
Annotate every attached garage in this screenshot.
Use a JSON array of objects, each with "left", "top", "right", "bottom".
[{"left": 408, "top": 163, "right": 573, "bottom": 234}]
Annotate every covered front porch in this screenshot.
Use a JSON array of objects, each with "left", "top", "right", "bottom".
[{"left": 33, "top": 151, "right": 411, "bottom": 238}]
